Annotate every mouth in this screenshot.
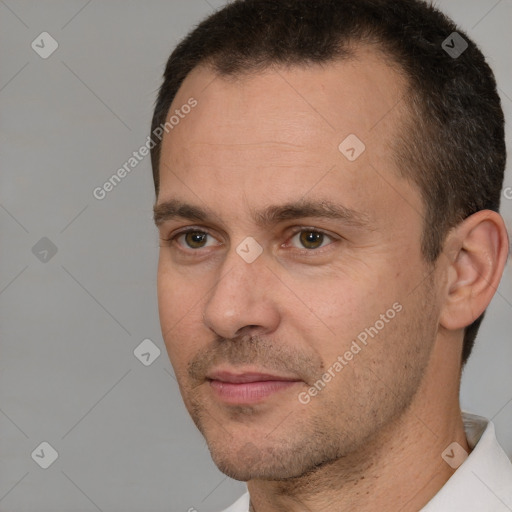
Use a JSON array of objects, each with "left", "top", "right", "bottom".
[{"left": 206, "top": 369, "right": 302, "bottom": 405}]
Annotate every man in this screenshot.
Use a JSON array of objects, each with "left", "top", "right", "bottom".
[{"left": 151, "top": 0, "right": 512, "bottom": 510}]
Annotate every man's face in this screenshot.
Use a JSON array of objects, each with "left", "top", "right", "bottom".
[{"left": 155, "top": 49, "right": 441, "bottom": 481}]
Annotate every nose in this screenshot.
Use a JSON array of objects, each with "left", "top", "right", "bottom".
[{"left": 202, "top": 250, "right": 281, "bottom": 340}]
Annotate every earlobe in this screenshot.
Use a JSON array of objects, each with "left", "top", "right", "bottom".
[{"left": 439, "top": 210, "right": 509, "bottom": 331}]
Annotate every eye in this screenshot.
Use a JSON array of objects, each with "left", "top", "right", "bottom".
[
  {"left": 288, "top": 229, "right": 334, "bottom": 250},
  {"left": 172, "top": 229, "right": 219, "bottom": 250}
]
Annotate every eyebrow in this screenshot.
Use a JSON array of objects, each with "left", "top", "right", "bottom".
[{"left": 153, "top": 198, "right": 372, "bottom": 229}]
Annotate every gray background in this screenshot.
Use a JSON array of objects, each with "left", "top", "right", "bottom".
[{"left": 1, "top": 1, "right": 511, "bottom": 511}]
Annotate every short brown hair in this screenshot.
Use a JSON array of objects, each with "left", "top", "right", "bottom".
[{"left": 150, "top": 0, "right": 506, "bottom": 366}]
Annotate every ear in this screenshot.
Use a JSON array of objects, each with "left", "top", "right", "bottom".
[{"left": 439, "top": 210, "right": 509, "bottom": 331}]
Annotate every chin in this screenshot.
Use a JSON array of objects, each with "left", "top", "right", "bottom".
[{"left": 208, "top": 436, "right": 331, "bottom": 482}]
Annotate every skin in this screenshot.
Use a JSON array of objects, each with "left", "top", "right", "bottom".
[{"left": 154, "top": 47, "right": 509, "bottom": 511}]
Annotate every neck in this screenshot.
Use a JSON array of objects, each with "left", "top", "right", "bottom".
[{"left": 247, "top": 336, "right": 469, "bottom": 512}]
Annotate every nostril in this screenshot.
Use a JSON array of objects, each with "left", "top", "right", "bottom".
[{"left": 234, "top": 325, "right": 263, "bottom": 339}]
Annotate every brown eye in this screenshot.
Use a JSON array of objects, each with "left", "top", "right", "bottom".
[
  {"left": 298, "top": 230, "right": 325, "bottom": 249},
  {"left": 183, "top": 231, "right": 208, "bottom": 248}
]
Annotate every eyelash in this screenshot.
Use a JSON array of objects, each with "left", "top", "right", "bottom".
[{"left": 161, "top": 226, "right": 338, "bottom": 254}]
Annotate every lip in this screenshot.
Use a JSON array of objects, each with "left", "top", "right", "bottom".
[
  {"left": 206, "top": 370, "right": 300, "bottom": 383},
  {"left": 206, "top": 369, "right": 302, "bottom": 404}
]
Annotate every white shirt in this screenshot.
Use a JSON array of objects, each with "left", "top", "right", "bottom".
[{"left": 220, "top": 412, "right": 512, "bottom": 511}]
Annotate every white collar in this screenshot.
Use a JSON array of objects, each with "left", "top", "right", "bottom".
[{"left": 421, "top": 411, "right": 512, "bottom": 511}]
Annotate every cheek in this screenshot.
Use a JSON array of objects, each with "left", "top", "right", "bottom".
[
  {"left": 285, "top": 270, "right": 385, "bottom": 335},
  {"left": 157, "top": 262, "right": 205, "bottom": 362},
  {"left": 283, "top": 263, "right": 409, "bottom": 368},
  {"left": 163, "top": 318, "right": 199, "bottom": 383},
  {"left": 157, "top": 255, "right": 199, "bottom": 320}
]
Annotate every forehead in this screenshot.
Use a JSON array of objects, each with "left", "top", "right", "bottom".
[
  {"left": 157, "top": 48, "right": 414, "bottom": 224},
  {"left": 165, "top": 47, "right": 406, "bottom": 144}
]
